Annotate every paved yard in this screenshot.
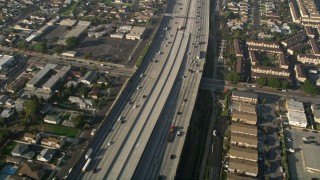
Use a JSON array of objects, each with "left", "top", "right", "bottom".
[{"left": 285, "top": 128, "right": 320, "bottom": 179}]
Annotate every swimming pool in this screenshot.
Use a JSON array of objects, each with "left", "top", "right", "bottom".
[{"left": 0, "top": 164, "right": 17, "bottom": 175}]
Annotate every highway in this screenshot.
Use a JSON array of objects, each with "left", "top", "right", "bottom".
[{"left": 67, "top": 0, "right": 196, "bottom": 178}]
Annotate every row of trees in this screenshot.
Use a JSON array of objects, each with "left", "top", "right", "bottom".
[{"left": 256, "top": 77, "right": 289, "bottom": 89}]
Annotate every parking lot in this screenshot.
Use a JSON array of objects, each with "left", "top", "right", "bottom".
[
  {"left": 285, "top": 128, "right": 320, "bottom": 179},
  {"left": 76, "top": 36, "right": 137, "bottom": 65}
]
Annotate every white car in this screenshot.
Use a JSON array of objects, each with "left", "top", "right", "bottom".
[
  {"left": 302, "top": 137, "right": 308, "bottom": 141},
  {"left": 117, "top": 116, "right": 122, "bottom": 121}
]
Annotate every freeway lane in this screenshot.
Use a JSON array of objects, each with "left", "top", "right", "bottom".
[{"left": 67, "top": 9, "right": 174, "bottom": 179}]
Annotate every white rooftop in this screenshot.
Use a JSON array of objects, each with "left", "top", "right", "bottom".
[
  {"left": 287, "top": 99, "right": 304, "bottom": 113},
  {"left": 288, "top": 111, "right": 307, "bottom": 125},
  {"left": 0, "top": 55, "right": 14, "bottom": 67}
]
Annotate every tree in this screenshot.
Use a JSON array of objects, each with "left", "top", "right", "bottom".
[
  {"left": 302, "top": 80, "right": 320, "bottom": 95},
  {"left": 72, "top": 115, "right": 85, "bottom": 128},
  {"left": 256, "top": 77, "right": 267, "bottom": 86},
  {"left": 32, "top": 42, "right": 47, "bottom": 53},
  {"left": 281, "top": 80, "right": 289, "bottom": 89},
  {"left": 53, "top": 46, "right": 64, "bottom": 54},
  {"left": 66, "top": 26, "right": 72, "bottom": 30},
  {"left": 84, "top": 52, "right": 93, "bottom": 59},
  {"left": 66, "top": 37, "right": 78, "bottom": 48},
  {"left": 267, "top": 77, "right": 281, "bottom": 88},
  {"left": 17, "top": 40, "right": 29, "bottom": 50},
  {"left": 25, "top": 99, "right": 40, "bottom": 118},
  {"left": 227, "top": 72, "right": 241, "bottom": 84}
]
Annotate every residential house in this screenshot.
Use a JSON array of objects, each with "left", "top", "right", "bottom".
[
  {"left": 18, "top": 162, "right": 45, "bottom": 180},
  {"left": 41, "top": 137, "right": 64, "bottom": 148},
  {"left": 11, "top": 143, "right": 35, "bottom": 159},
  {"left": 68, "top": 96, "right": 93, "bottom": 109},
  {"left": 80, "top": 71, "right": 97, "bottom": 85},
  {"left": 23, "top": 132, "right": 39, "bottom": 144},
  {"left": 97, "top": 77, "right": 108, "bottom": 85},
  {"left": 1, "top": 109, "right": 14, "bottom": 118},
  {"left": 37, "top": 148, "right": 55, "bottom": 162},
  {"left": 44, "top": 114, "right": 61, "bottom": 124},
  {"left": 0, "top": 95, "right": 9, "bottom": 105}
]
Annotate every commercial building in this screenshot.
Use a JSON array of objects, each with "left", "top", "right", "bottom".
[
  {"left": 286, "top": 99, "right": 308, "bottom": 128},
  {"left": 126, "top": 26, "right": 146, "bottom": 40},
  {"left": 116, "top": 25, "right": 132, "bottom": 33},
  {"left": 110, "top": 33, "right": 125, "bottom": 39},
  {"left": 57, "top": 21, "right": 91, "bottom": 45},
  {"left": 0, "top": 55, "right": 14, "bottom": 70},
  {"left": 232, "top": 90, "right": 258, "bottom": 104},
  {"left": 26, "top": 64, "right": 57, "bottom": 88},
  {"left": 312, "top": 109, "right": 320, "bottom": 123}
]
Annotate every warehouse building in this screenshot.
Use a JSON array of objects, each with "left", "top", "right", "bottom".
[
  {"left": 286, "top": 99, "right": 307, "bottom": 128},
  {"left": 0, "top": 55, "right": 14, "bottom": 70},
  {"left": 126, "top": 26, "right": 146, "bottom": 40},
  {"left": 26, "top": 64, "right": 57, "bottom": 88}
]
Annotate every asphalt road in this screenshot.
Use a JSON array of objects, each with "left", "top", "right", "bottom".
[{"left": 200, "top": 78, "right": 320, "bottom": 104}]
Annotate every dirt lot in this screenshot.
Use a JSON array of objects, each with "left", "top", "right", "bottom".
[{"left": 76, "top": 36, "right": 137, "bottom": 65}]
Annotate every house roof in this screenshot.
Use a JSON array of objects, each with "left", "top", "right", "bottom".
[
  {"left": 24, "top": 132, "right": 36, "bottom": 140},
  {"left": 0, "top": 95, "right": 9, "bottom": 103},
  {"left": 233, "top": 102, "right": 256, "bottom": 113},
  {"left": 39, "top": 148, "right": 55, "bottom": 160},
  {"left": 11, "top": 143, "right": 28, "bottom": 155},
  {"left": 1, "top": 109, "right": 13, "bottom": 118},
  {"left": 18, "top": 162, "right": 44, "bottom": 180},
  {"left": 44, "top": 114, "right": 60, "bottom": 122},
  {"left": 41, "top": 137, "right": 62, "bottom": 144}
]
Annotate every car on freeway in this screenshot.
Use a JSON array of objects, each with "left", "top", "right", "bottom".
[{"left": 170, "top": 154, "right": 176, "bottom": 159}]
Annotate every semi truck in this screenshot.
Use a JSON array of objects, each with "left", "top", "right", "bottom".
[
  {"left": 85, "top": 148, "right": 93, "bottom": 160},
  {"left": 82, "top": 158, "right": 92, "bottom": 173}
]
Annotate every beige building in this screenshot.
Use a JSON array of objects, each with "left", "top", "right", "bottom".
[
  {"left": 246, "top": 40, "right": 280, "bottom": 49},
  {"left": 295, "top": 64, "right": 306, "bottom": 82},
  {"left": 231, "top": 122, "right": 257, "bottom": 136},
  {"left": 229, "top": 145, "right": 258, "bottom": 162},
  {"left": 230, "top": 132, "right": 258, "bottom": 148},
  {"left": 41, "top": 137, "right": 64, "bottom": 148},
  {"left": 23, "top": 133, "right": 39, "bottom": 144},
  {"left": 232, "top": 110, "right": 257, "bottom": 125},
  {"left": 297, "top": 54, "right": 320, "bottom": 65},
  {"left": 228, "top": 158, "right": 258, "bottom": 178},
  {"left": 232, "top": 90, "right": 258, "bottom": 104},
  {"left": 251, "top": 65, "right": 290, "bottom": 77}
]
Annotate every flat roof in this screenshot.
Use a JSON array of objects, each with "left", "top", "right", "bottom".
[
  {"left": 227, "top": 173, "right": 257, "bottom": 180},
  {"left": 231, "top": 122, "right": 257, "bottom": 135},
  {"left": 130, "top": 26, "right": 146, "bottom": 34},
  {"left": 288, "top": 111, "right": 307, "bottom": 124},
  {"left": 233, "top": 102, "right": 256, "bottom": 113},
  {"left": 0, "top": 54, "right": 14, "bottom": 67},
  {"left": 287, "top": 99, "right": 304, "bottom": 112},
  {"left": 229, "top": 145, "right": 258, "bottom": 161},
  {"left": 27, "top": 64, "right": 57, "bottom": 87}
]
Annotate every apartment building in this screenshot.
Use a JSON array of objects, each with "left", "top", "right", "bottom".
[
  {"left": 232, "top": 90, "right": 258, "bottom": 104},
  {"left": 251, "top": 65, "right": 290, "bottom": 77},
  {"left": 246, "top": 40, "right": 280, "bottom": 49},
  {"left": 281, "top": 32, "right": 307, "bottom": 48},
  {"left": 297, "top": 54, "right": 320, "bottom": 65},
  {"left": 232, "top": 110, "right": 257, "bottom": 125},
  {"left": 309, "top": 38, "right": 320, "bottom": 56},
  {"left": 295, "top": 64, "right": 307, "bottom": 82},
  {"left": 234, "top": 39, "right": 243, "bottom": 57}
]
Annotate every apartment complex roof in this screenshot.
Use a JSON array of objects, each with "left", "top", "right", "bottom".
[
  {"left": 229, "top": 145, "right": 258, "bottom": 161},
  {"left": 231, "top": 122, "right": 257, "bottom": 136},
  {"left": 231, "top": 132, "right": 257, "bottom": 146}
]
